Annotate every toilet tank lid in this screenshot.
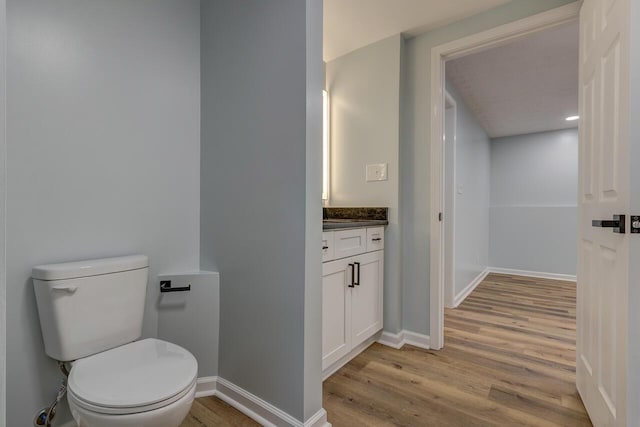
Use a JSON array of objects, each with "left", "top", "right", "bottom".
[{"left": 32, "top": 255, "right": 149, "bottom": 281}]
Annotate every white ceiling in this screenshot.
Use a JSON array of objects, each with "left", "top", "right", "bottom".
[
  {"left": 323, "top": 0, "right": 511, "bottom": 62},
  {"left": 446, "top": 20, "right": 579, "bottom": 138}
]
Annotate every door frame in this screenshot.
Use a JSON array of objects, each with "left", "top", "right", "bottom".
[
  {"left": 443, "top": 91, "right": 457, "bottom": 308},
  {"left": 428, "top": 2, "right": 581, "bottom": 349},
  {"left": 0, "top": 0, "right": 6, "bottom": 422}
]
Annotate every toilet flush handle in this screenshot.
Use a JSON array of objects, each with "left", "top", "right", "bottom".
[{"left": 52, "top": 285, "right": 78, "bottom": 294}]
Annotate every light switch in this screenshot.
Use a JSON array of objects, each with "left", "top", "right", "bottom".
[{"left": 366, "top": 163, "right": 388, "bottom": 182}]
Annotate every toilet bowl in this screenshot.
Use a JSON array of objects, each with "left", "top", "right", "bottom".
[
  {"left": 66, "top": 339, "right": 197, "bottom": 427},
  {"left": 32, "top": 255, "right": 198, "bottom": 427}
]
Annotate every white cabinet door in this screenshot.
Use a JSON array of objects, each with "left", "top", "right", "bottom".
[
  {"left": 322, "top": 258, "right": 353, "bottom": 370},
  {"left": 351, "top": 250, "right": 384, "bottom": 348},
  {"left": 577, "top": 0, "right": 631, "bottom": 425}
]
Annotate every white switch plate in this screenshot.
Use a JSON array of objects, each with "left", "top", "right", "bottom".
[{"left": 366, "top": 163, "right": 388, "bottom": 182}]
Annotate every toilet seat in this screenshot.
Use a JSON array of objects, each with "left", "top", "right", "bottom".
[{"left": 68, "top": 338, "right": 198, "bottom": 415}]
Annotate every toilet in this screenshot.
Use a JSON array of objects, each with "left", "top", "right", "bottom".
[{"left": 32, "top": 255, "right": 197, "bottom": 427}]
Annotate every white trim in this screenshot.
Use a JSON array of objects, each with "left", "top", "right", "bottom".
[
  {"left": 377, "top": 330, "right": 431, "bottom": 350},
  {"left": 403, "top": 331, "right": 431, "bottom": 349},
  {"left": 193, "top": 376, "right": 331, "bottom": 427},
  {"left": 429, "top": 2, "right": 581, "bottom": 350},
  {"left": 195, "top": 375, "right": 218, "bottom": 398},
  {"left": 377, "top": 331, "right": 405, "bottom": 349},
  {"left": 304, "top": 408, "right": 330, "bottom": 427},
  {"left": 443, "top": 91, "right": 457, "bottom": 309},
  {"left": 453, "top": 268, "right": 490, "bottom": 307},
  {"left": 488, "top": 267, "right": 576, "bottom": 282},
  {"left": 215, "top": 377, "right": 301, "bottom": 427}
]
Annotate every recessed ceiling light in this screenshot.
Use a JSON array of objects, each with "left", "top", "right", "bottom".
[{"left": 566, "top": 115, "right": 580, "bottom": 121}]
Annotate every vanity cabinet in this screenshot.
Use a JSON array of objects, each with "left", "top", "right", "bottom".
[{"left": 322, "top": 227, "right": 384, "bottom": 375}]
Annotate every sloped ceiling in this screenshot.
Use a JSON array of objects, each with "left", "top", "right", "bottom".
[
  {"left": 323, "top": 0, "right": 510, "bottom": 62},
  {"left": 446, "top": 20, "right": 579, "bottom": 138}
]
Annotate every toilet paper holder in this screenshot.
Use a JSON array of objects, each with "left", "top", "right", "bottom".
[{"left": 160, "top": 280, "right": 191, "bottom": 293}]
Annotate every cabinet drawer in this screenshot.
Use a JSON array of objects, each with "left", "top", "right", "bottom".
[
  {"left": 334, "top": 228, "right": 367, "bottom": 259},
  {"left": 322, "top": 232, "right": 335, "bottom": 262},
  {"left": 366, "top": 227, "right": 384, "bottom": 252}
]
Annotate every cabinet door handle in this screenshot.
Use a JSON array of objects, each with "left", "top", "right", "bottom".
[
  {"left": 372, "top": 238, "right": 382, "bottom": 242},
  {"left": 353, "top": 262, "right": 360, "bottom": 286},
  {"left": 347, "top": 263, "right": 355, "bottom": 288},
  {"left": 322, "top": 246, "right": 329, "bottom": 250}
]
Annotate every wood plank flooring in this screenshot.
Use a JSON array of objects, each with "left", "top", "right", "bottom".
[
  {"left": 182, "top": 273, "right": 591, "bottom": 426},
  {"left": 181, "top": 395, "right": 260, "bottom": 427}
]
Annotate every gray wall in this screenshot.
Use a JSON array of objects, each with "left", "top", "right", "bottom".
[
  {"left": 157, "top": 272, "right": 220, "bottom": 377},
  {"left": 446, "top": 82, "right": 491, "bottom": 299},
  {"left": 401, "top": 0, "right": 577, "bottom": 335},
  {"left": 490, "top": 129, "right": 578, "bottom": 275},
  {"left": 5, "top": 1, "right": 201, "bottom": 425},
  {"left": 0, "top": 0, "right": 6, "bottom": 425},
  {"left": 303, "top": 0, "right": 324, "bottom": 420},
  {"left": 200, "top": 0, "right": 322, "bottom": 422},
  {"left": 325, "top": 34, "right": 403, "bottom": 332}
]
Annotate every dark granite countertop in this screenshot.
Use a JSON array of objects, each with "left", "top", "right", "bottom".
[
  {"left": 322, "top": 207, "right": 389, "bottom": 230},
  {"left": 323, "top": 219, "right": 389, "bottom": 230}
]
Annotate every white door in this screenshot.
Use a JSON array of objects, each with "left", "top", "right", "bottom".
[
  {"left": 322, "top": 257, "right": 353, "bottom": 370},
  {"left": 577, "top": 0, "right": 630, "bottom": 425},
  {"left": 350, "top": 250, "right": 383, "bottom": 348}
]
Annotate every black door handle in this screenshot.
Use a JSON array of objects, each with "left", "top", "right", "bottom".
[
  {"left": 592, "top": 214, "right": 625, "bottom": 233},
  {"left": 353, "top": 262, "right": 360, "bottom": 286},
  {"left": 347, "top": 264, "right": 355, "bottom": 288}
]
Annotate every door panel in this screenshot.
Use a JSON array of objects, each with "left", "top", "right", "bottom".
[
  {"left": 351, "top": 251, "right": 383, "bottom": 348},
  {"left": 322, "top": 258, "right": 352, "bottom": 370},
  {"left": 599, "top": 35, "right": 620, "bottom": 197},
  {"left": 577, "top": 0, "right": 630, "bottom": 425},
  {"left": 581, "top": 69, "right": 595, "bottom": 200}
]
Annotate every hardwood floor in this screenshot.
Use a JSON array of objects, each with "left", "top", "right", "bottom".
[
  {"left": 183, "top": 273, "right": 591, "bottom": 426},
  {"left": 181, "top": 395, "right": 260, "bottom": 427}
]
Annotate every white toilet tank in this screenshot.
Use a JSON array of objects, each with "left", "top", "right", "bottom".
[{"left": 32, "top": 255, "right": 149, "bottom": 362}]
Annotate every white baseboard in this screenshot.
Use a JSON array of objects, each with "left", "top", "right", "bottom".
[
  {"left": 304, "top": 408, "right": 330, "bottom": 427},
  {"left": 195, "top": 375, "right": 218, "bottom": 398},
  {"left": 378, "top": 330, "right": 430, "bottom": 351},
  {"left": 378, "top": 330, "right": 404, "bottom": 349},
  {"left": 215, "top": 377, "right": 300, "bottom": 427},
  {"left": 488, "top": 267, "right": 576, "bottom": 282},
  {"left": 453, "top": 268, "right": 490, "bottom": 308},
  {"left": 196, "top": 376, "right": 330, "bottom": 427},
  {"left": 403, "top": 330, "right": 431, "bottom": 348}
]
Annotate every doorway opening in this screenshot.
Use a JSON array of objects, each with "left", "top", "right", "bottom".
[
  {"left": 442, "top": 19, "right": 580, "bottom": 312},
  {"left": 433, "top": 10, "right": 587, "bottom": 424},
  {"left": 429, "top": 1, "right": 581, "bottom": 350}
]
